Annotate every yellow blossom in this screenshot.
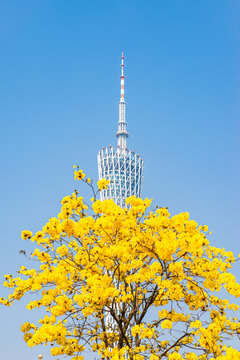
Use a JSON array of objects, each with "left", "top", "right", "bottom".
[
  {"left": 21, "top": 230, "right": 32, "bottom": 240},
  {"left": 97, "top": 178, "right": 110, "bottom": 191},
  {"left": 74, "top": 169, "right": 85, "bottom": 181},
  {"left": 161, "top": 320, "right": 172, "bottom": 329}
]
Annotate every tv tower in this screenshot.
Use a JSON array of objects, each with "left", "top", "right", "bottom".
[{"left": 97, "top": 53, "right": 144, "bottom": 207}]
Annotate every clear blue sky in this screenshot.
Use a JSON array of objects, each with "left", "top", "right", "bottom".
[{"left": 0, "top": 1, "right": 239, "bottom": 359}]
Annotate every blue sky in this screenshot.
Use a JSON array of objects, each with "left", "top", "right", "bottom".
[{"left": 0, "top": 1, "right": 239, "bottom": 359}]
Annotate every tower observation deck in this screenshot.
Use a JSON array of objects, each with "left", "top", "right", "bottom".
[{"left": 97, "top": 53, "right": 144, "bottom": 208}]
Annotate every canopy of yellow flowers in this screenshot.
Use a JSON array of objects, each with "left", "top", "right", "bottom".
[{"left": 1, "top": 168, "right": 240, "bottom": 360}]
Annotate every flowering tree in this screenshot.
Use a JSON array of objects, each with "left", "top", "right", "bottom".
[{"left": 1, "top": 168, "right": 240, "bottom": 360}]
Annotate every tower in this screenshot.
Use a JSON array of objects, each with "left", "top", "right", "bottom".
[{"left": 97, "top": 53, "right": 144, "bottom": 207}]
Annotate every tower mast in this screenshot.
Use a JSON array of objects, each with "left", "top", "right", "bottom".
[
  {"left": 98, "top": 52, "right": 144, "bottom": 208},
  {"left": 116, "top": 52, "right": 129, "bottom": 148},
  {"left": 120, "top": 51, "right": 125, "bottom": 100}
]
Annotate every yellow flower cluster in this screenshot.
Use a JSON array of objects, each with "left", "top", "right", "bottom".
[
  {"left": 21, "top": 230, "right": 32, "bottom": 240},
  {"left": 1, "top": 168, "right": 240, "bottom": 360},
  {"left": 97, "top": 178, "right": 110, "bottom": 191},
  {"left": 161, "top": 319, "right": 172, "bottom": 329},
  {"left": 74, "top": 169, "right": 85, "bottom": 181},
  {"left": 132, "top": 324, "right": 155, "bottom": 339}
]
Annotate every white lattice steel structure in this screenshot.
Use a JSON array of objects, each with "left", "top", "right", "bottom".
[{"left": 97, "top": 53, "right": 144, "bottom": 208}]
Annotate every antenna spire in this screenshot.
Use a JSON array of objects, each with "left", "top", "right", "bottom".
[
  {"left": 116, "top": 52, "right": 129, "bottom": 148},
  {"left": 120, "top": 52, "right": 125, "bottom": 100}
]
